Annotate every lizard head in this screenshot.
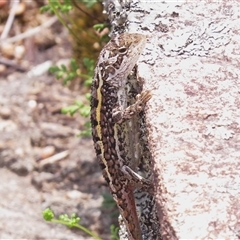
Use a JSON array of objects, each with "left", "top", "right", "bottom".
[{"left": 97, "top": 33, "right": 147, "bottom": 87}]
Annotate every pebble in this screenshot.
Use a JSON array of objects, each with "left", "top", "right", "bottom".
[
  {"left": 14, "top": 45, "right": 25, "bottom": 59},
  {"left": 28, "top": 99, "right": 37, "bottom": 109},
  {"left": 27, "top": 61, "right": 52, "bottom": 77},
  {"left": 1, "top": 43, "right": 15, "bottom": 58},
  {"left": 39, "top": 145, "right": 55, "bottom": 160},
  {"left": 9, "top": 161, "right": 29, "bottom": 176},
  {"left": 0, "top": 107, "right": 11, "bottom": 119},
  {"left": 31, "top": 171, "right": 55, "bottom": 189},
  {"left": 66, "top": 190, "right": 91, "bottom": 200},
  {"left": 14, "top": 2, "right": 26, "bottom": 16},
  {"left": 0, "top": 64, "right": 6, "bottom": 73}
]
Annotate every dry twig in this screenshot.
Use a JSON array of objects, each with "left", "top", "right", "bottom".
[
  {"left": 38, "top": 150, "right": 69, "bottom": 167},
  {"left": 0, "top": 16, "right": 58, "bottom": 44},
  {"left": 0, "top": 0, "right": 20, "bottom": 40}
]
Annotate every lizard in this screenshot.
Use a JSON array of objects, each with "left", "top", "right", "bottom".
[
  {"left": 90, "top": 33, "right": 153, "bottom": 240},
  {"left": 119, "top": 66, "right": 160, "bottom": 240}
]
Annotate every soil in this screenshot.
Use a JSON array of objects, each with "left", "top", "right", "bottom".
[{"left": 0, "top": 2, "right": 114, "bottom": 240}]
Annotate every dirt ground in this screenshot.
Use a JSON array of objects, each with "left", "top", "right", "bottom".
[{"left": 0, "top": 3, "right": 114, "bottom": 240}]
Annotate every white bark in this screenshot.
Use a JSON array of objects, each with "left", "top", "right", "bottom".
[{"left": 104, "top": 0, "right": 240, "bottom": 239}]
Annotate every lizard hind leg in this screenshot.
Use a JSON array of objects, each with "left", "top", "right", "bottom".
[{"left": 121, "top": 165, "right": 154, "bottom": 194}]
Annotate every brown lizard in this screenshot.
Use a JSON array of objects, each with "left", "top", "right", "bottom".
[{"left": 90, "top": 33, "right": 152, "bottom": 240}]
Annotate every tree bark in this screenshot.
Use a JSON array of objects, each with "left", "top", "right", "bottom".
[{"left": 104, "top": 0, "right": 240, "bottom": 239}]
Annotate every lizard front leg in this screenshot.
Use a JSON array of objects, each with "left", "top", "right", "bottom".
[
  {"left": 113, "top": 90, "right": 154, "bottom": 192},
  {"left": 112, "top": 90, "right": 152, "bottom": 124}
]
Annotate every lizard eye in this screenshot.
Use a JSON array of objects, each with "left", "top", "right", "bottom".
[
  {"left": 118, "top": 47, "right": 127, "bottom": 53},
  {"left": 105, "top": 65, "right": 115, "bottom": 76}
]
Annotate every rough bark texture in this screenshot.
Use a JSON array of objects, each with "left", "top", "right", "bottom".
[{"left": 104, "top": 0, "right": 240, "bottom": 239}]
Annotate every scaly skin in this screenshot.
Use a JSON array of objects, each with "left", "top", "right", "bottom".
[{"left": 90, "top": 33, "right": 151, "bottom": 240}]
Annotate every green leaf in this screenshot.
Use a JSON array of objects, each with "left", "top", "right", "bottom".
[
  {"left": 59, "top": 213, "right": 68, "bottom": 221},
  {"left": 75, "top": 100, "right": 84, "bottom": 107},
  {"left": 83, "top": 58, "right": 94, "bottom": 72},
  {"left": 85, "top": 92, "right": 91, "bottom": 101},
  {"left": 61, "top": 5, "right": 72, "bottom": 13},
  {"left": 75, "top": 0, "right": 98, "bottom": 8},
  {"left": 84, "top": 77, "right": 93, "bottom": 87},
  {"left": 70, "top": 58, "right": 78, "bottom": 71},
  {"left": 79, "top": 129, "right": 91, "bottom": 137},
  {"left": 80, "top": 105, "right": 90, "bottom": 117},
  {"left": 93, "top": 23, "right": 106, "bottom": 31},
  {"left": 49, "top": 66, "right": 60, "bottom": 73},
  {"left": 61, "top": 64, "right": 67, "bottom": 71},
  {"left": 61, "top": 105, "right": 80, "bottom": 116},
  {"left": 40, "top": 5, "right": 52, "bottom": 13},
  {"left": 110, "top": 225, "right": 120, "bottom": 240},
  {"left": 42, "top": 208, "right": 54, "bottom": 221},
  {"left": 68, "top": 72, "right": 76, "bottom": 79},
  {"left": 56, "top": 71, "right": 64, "bottom": 79}
]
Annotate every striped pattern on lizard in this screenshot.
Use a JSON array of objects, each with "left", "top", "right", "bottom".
[{"left": 90, "top": 33, "right": 153, "bottom": 240}]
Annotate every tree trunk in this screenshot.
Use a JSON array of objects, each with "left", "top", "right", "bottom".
[{"left": 103, "top": 1, "right": 240, "bottom": 239}]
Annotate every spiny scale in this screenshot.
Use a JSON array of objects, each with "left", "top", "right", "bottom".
[{"left": 91, "top": 33, "right": 150, "bottom": 240}]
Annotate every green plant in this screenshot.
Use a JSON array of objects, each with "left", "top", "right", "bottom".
[
  {"left": 61, "top": 97, "right": 91, "bottom": 136},
  {"left": 78, "top": 0, "right": 99, "bottom": 8},
  {"left": 49, "top": 57, "right": 94, "bottom": 136},
  {"left": 81, "top": 57, "right": 95, "bottom": 87},
  {"left": 49, "top": 58, "right": 79, "bottom": 85},
  {"left": 40, "top": 0, "right": 73, "bottom": 13},
  {"left": 42, "top": 208, "right": 120, "bottom": 240},
  {"left": 49, "top": 58, "right": 94, "bottom": 85},
  {"left": 43, "top": 208, "right": 102, "bottom": 240},
  {"left": 40, "top": 0, "right": 100, "bottom": 42},
  {"left": 40, "top": 0, "right": 74, "bottom": 38},
  {"left": 41, "top": 0, "right": 107, "bottom": 137},
  {"left": 40, "top": 0, "right": 99, "bottom": 14},
  {"left": 110, "top": 225, "right": 120, "bottom": 240},
  {"left": 102, "top": 192, "right": 117, "bottom": 209},
  {"left": 102, "top": 192, "right": 120, "bottom": 227},
  {"left": 40, "top": 2, "right": 119, "bottom": 239},
  {"left": 61, "top": 97, "right": 89, "bottom": 116}
]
